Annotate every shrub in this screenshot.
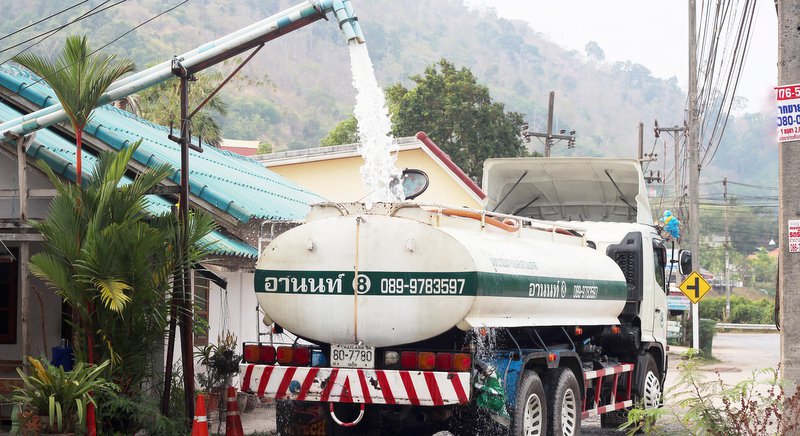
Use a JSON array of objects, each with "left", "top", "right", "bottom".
[{"left": 623, "top": 350, "right": 800, "bottom": 435}]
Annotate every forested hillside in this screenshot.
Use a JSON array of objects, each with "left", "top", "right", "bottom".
[{"left": 1, "top": 0, "right": 777, "bottom": 185}]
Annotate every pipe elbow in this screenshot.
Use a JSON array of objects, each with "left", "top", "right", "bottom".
[{"left": 332, "top": 0, "right": 365, "bottom": 43}]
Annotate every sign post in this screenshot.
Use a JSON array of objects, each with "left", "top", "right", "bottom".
[{"left": 678, "top": 271, "right": 712, "bottom": 350}]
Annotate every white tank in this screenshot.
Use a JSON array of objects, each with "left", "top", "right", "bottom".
[{"left": 255, "top": 203, "right": 628, "bottom": 347}]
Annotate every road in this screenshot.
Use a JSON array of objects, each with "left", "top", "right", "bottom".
[
  {"left": 239, "top": 333, "right": 780, "bottom": 435},
  {"left": 582, "top": 332, "right": 780, "bottom": 434}
]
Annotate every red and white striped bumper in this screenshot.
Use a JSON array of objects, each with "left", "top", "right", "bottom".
[{"left": 240, "top": 364, "right": 472, "bottom": 406}]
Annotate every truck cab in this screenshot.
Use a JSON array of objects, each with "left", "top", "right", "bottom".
[{"left": 482, "top": 157, "right": 671, "bottom": 391}]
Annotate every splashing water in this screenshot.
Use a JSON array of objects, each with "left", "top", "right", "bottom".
[{"left": 348, "top": 42, "right": 405, "bottom": 205}]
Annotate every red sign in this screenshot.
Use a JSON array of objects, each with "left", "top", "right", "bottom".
[{"left": 789, "top": 220, "right": 800, "bottom": 253}]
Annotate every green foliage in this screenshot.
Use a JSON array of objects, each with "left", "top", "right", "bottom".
[
  {"left": 13, "top": 358, "right": 118, "bottom": 433},
  {"left": 699, "top": 296, "right": 774, "bottom": 324},
  {"left": 29, "top": 141, "right": 216, "bottom": 391},
  {"left": 320, "top": 115, "right": 358, "bottom": 147},
  {"left": 257, "top": 141, "right": 273, "bottom": 154},
  {"left": 13, "top": 35, "right": 136, "bottom": 133},
  {"left": 623, "top": 350, "right": 800, "bottom": 435},
  {"left": 195, "top": 331, "right": 241, "bottom": 394},
  {"left": 385, "top": 59, "right": 527, "bottom": 180}
]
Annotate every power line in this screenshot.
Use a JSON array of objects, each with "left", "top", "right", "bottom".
[
  {"left": 0, "top": 0, "right": 121, "bottom": 58},
  {"left": 2, "top": 0, "right": 188, "bottom": 106},
  {"left": 0, "top": 1, "right": 88, "bottom": 43}
]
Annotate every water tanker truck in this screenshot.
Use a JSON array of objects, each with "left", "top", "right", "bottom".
[{"left": 240, "top": 157, "right": 692, "bottom": 435}]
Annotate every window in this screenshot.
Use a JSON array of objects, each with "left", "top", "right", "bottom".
[
  {"left": 194, "top": 274, "right": 210, "bottom": 346},
  {"left": 653, "top": 241, "right": 667, "bottom": 292},
  {"left": 0, "top": 248, "right": 18, "bottom": 344}
]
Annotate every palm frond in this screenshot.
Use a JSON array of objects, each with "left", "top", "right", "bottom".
[{"left": 13, "top": 35, "right": 135, "bottom": 131}]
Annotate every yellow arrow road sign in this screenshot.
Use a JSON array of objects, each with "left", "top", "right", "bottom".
[{"left": 678, "top": 271, "right": 712, "bottom": 304}]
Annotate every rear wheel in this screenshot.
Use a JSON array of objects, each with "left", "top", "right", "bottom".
[
  {"left": 510, "top": 370, "right": 547, "bottom": 436},
  {"left": 544, "top": 368, "right": 581, "bottom": 436}
]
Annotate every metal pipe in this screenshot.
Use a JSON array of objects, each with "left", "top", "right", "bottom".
[{"left": 0, "top": 0, "right": 364, "bottom": 138}]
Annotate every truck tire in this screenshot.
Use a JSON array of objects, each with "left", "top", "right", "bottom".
[
  {"left": 600, "top": 353, "right": 662, "bottom": 429},
  {"left": 509, "top": 370, "right": 548, "bottom": 436},
  {"left": 639, "top": 354, "right": 662, "bottom": 409},
  {"left": 543, "top": 368, "right": 581, "bottom": 436}
]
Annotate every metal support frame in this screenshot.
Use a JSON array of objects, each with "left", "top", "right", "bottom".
[{"left": 581, "top": 363, "right": 635, "bottom": 419}]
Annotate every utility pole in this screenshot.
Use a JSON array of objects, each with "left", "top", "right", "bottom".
[
  {"left": 687, "top": 0, "right": 702, "bottom": 350},
  {"left": 546, "top": 91, "right": 554, "bottom": 157},
  {"left": 724, "top": 177, "right": 730, "bottom": 321},
  {"left": 638, "top": 122, "right": 644, "bottom": 164},
  {"left": 639, "top": 122, "right": 660, "bottom": 183},
  {"left": 653, "top": 121, "right": 686, "bottom": 217},
  {"left": 522, "top": 91, "right": 576, "bottom": 156},
  {"left": 778, "top": 0, "right": 800, "bottom": 386}
]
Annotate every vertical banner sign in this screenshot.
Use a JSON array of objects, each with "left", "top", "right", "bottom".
[
  {"left": 776, "top": 84, "right": 800, "bottom": 142},
  {"left": 789, "top": 220, "right": 800, "bottom": 253}
]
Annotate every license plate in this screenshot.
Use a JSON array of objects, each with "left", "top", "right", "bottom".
[{"left": 330, "top": 343, "right": 375, "bottom": 369}]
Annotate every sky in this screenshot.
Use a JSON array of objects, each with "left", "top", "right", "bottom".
[{"left": 468, "top": 0, "right": 777, "bottom": 114}]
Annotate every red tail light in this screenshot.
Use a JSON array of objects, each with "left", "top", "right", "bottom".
[
  {"left": 418, "top": 352, "right": 436, "bottom": 370},
  {"left": 292, "top": 347, "right": 311, "bottom": 366},
  {"left": 435, "top": 353, "right": 453, "bottom": 371},
  {"left": 260, "top": 345, "right": 277, "bottom": 364},
  {"left": 453, "top": 353, "right": 471, "bottom": 372},
  {"left": 243, "top": 344, "right": 259, "bottom": 363},
  {"left": 400, "top": 351, "right": 418, "bottom": 370}
]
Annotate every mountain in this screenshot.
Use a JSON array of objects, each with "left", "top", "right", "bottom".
[{"left": 0, "top": 0, "right": 777, "bottom": 186}]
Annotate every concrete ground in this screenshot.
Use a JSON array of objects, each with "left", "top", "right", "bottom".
[{"left": 235, "top": 332, "right": 781, "bottom": 435}]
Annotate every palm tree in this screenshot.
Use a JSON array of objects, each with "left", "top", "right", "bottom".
[
  {"left": 13, "top": 35, "right": 135, "bottom": 185},
  {"left": 30, "top": 140, "right": 216, "bottom": 383}
]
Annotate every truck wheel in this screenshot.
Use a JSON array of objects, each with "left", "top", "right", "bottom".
[
  {"left": 509, "top": 370, "right": 547, "bottom": 436},
  {"left": 639, "top": 354, "right": 662, "bottom": 409},
  {"left": 544, "top": 368, "right": 581, "bottom": 436}
]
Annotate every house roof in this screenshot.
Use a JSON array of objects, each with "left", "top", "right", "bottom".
[
  {"left": 0, "top": 64, "right": 324, "bottom": 223},
  {"left": 257, "top": 131, "right": 486, "bottom": 202},
  {"left": 0, "top": 101, "right": 258, "bottom": 258}
]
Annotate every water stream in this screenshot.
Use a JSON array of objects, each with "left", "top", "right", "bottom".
[{"left": 348, "top": 41, "right": 405, "bottom": 205}]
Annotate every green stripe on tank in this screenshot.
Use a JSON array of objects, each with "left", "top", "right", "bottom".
[{"left": 254, "top": 270, "right": 628, "bottom": 301}]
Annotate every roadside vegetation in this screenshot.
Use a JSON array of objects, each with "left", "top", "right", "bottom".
[
  {"left": 700, "top": 296, "right": 775, "bottom": 325},
  {"left": 6, "top": 36, "right": 217, "bottom": 434},
  {"left": 623, "top": 350, "right": 800, "bottom": 435}
]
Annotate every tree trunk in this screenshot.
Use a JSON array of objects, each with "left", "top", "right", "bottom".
[{"left": 76, "top": 129, "right": 82, "bottom": 186}]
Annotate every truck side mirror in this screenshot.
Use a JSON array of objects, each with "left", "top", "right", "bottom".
[{"left": 678, "top": 250, "right": 692, "bottom": 275}]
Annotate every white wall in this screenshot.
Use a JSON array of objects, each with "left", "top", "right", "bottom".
[
  {"left": 0, "top": 243, "right": 65, "bottom": 373},
  {"left": 167, "top": 268, "right": 257, "bottom": 388}
]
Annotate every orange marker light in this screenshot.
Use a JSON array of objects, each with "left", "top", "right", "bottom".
[
  {"left": 277, "top": 346, "right": 293, "bottom": 365},
  {"left": 418, "top": 352, "right": 436, "bottom": 370},
  {"left": 611, "top": 326, "right": 621, "bottom": 334},
  {"left": 574, "top": 326, "right": 583, "bottom": 336},
  {"left": 453, "top": 354, "right": 472, "bottom": 372},
  {"left": 548, "top": 353, "right": 557, "bottom": 362}
]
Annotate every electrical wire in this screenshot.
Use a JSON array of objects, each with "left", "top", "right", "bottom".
[
  {"left": 0, "top": 0, "right": 121, "bottom": 58},
  {"left": 0, "top": 1, "right": 88, "bottom": 43},
  {"left": 2, "top": 0, "right": 189, "bottom": 107}
]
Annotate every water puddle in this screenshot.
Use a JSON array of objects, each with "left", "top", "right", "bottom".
[{"left": 348, "top": 41, "right": 405, "bottom": 206}]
